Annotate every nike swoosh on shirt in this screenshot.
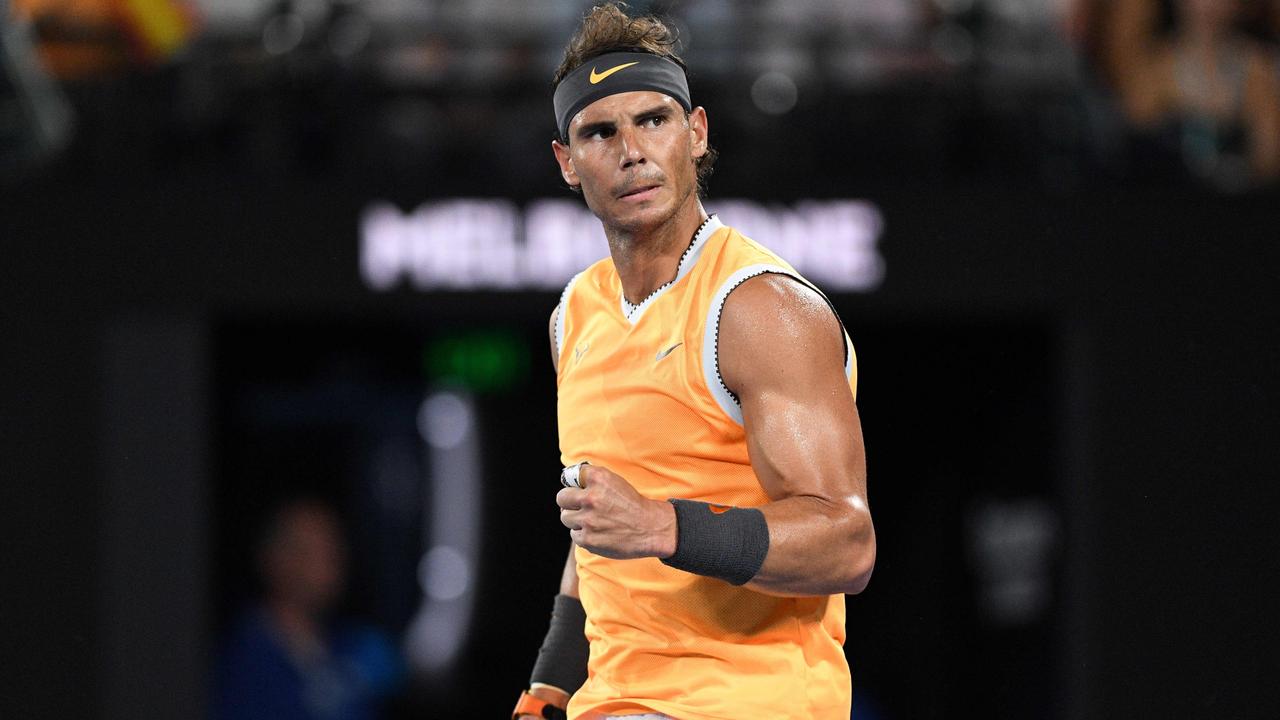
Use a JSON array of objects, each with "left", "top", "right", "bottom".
[
  {"left": 589, "top": 61, "right": 639, "bottom": 84},
  {"left": 655, "top": 342, "right": 683, "bottom": 361}
]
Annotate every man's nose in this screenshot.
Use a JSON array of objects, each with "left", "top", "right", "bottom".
[{"left": 619, "top": 127, "right": 646, "bottom": 169}]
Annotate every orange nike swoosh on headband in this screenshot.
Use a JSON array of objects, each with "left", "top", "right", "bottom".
[{"left": 589, "top": 61, "right": 640, "bottom": 84}]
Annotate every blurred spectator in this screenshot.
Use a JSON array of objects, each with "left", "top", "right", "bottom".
[
  {"left": 10, "top": 0, "right": 129, "bottom": 78},
  {"left": 213, "top": 498, "right": 403, "bottom": 720},
  {"left": 11, "top": 0, "right": 197, "bottom": 78},
  {"left": 1104, "top": 0, "right": 1280, "bottom": 189}
]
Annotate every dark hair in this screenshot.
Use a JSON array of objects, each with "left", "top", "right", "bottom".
[{"left": 554, "top": 2, "right": 717, "bottom": 194}]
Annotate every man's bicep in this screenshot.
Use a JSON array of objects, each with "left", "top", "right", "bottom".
[
  {"left": 743, "top": 387, "right": 866, "bottom": 505},
  {"left": 718, "top": 274, "right": 864, "bottom": 502}
]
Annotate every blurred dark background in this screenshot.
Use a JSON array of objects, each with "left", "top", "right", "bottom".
[{"left": 2, "top": 0, "right": 1278, "bottom": 718}]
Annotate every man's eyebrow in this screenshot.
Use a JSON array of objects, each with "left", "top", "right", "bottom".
[
  {"left": 576, "top": 120, "right": 615, "bottom": 139},
  {"left": 634, "top": 105, "right": 674, "bottom": 121}
]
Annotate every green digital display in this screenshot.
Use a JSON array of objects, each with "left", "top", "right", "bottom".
[{"left": 425, "top": 330, "right": 530, "bottom": 393}]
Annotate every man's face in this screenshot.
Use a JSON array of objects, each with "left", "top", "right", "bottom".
[{"left": 553, "top": 91, "right": 708, "bottom": 233}]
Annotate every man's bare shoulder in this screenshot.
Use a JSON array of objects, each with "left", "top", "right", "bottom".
[
  {"left": 720, "top": 273, "right": 840, "bottom": 345},
  {"left": 718, "top": 273, "right": 844, "bottom": 394}
]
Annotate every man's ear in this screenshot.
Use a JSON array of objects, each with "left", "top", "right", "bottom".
[
  {"left": 551, "top": 139, "right": 580, "bottom": 188},
  {"left": 688, "top": 106, "right": 709, "bottom": 159}
]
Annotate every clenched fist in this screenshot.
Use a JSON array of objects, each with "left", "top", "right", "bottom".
[{"left": 556, "top": 465, "right": 677, "bottom": 560}]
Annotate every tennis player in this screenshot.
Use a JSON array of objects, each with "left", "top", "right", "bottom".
[{"left": 513, "top": 5, "right": 875, "bottom": 719}]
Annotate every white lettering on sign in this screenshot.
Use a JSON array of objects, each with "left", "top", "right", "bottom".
[{"left": 361, "top": 198, "right": 886, "bottom": 292}]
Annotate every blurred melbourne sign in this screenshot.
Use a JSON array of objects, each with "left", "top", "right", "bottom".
[{"left": 361, "top": 199, "right": 886, "bottom": 292}]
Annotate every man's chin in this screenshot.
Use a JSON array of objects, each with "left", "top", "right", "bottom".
[{"left": 595, "top": 196, "right": 678, "bottom": 233}]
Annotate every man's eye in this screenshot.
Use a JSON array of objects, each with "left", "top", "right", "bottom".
[{"left": 643, "top": 116, "right": 665, "bottom": 127}]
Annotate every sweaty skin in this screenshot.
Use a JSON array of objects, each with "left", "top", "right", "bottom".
[
  {"left": 717, "top": 273, "right": 874, "bottom": 596},
  {"left": 552, "top": 91, "right": 710, "bottom": 306}
]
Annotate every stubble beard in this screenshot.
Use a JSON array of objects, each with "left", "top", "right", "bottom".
[{"left": 595, "top": 169, "right": 697, "bottom": 251}]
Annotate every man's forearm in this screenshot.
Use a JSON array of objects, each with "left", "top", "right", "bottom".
[
  {"left": 516, "top": 546, "right": 583, "bottom": 718},
  {"left": 558, "top": 543, "right": 580, "bottom": 597},
  {"left": 646, "top": 492, "right": 874, "bottom": 596},
  {"left": 746, "top": 495, "right": 875, "bottom": 597}
]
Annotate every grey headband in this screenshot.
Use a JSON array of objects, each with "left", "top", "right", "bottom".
[{"left": 553, "top": 51, "right": 691, "bottom": 142}]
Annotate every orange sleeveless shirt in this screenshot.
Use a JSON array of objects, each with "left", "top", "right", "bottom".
[{"left": 555, "top": 216, "right": 858, "bottom": 720}]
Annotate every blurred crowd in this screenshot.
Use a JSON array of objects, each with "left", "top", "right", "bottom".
[
  {"left": 5, "top": 0, "right": 1280, "bottom": 192},
  {"left": 5, "top": 0, "right": 1280, "bottom": 191},
  {"left": 1079, "top": 0, "right": 1280, "bottom": 189}
]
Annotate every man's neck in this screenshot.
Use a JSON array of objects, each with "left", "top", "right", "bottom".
[{"left": 606, "top": 197, "right": 709, "bottom": 306}]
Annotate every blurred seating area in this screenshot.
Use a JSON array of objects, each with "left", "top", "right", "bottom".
[
  {"left": 3, "top": 0, "right": 1279, "bottom": 192},
  {"left": 1098, "top": 0, "right": 1280, "bottom": 189}
]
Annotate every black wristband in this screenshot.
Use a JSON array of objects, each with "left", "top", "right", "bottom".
[
  {"left": 660, "top": 499, "right": 770, "bottom": 585},
  {"left": 529, "top": 594, "right": 589, "bottom": 694}
]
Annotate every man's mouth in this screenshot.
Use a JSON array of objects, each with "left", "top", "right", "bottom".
[{"left": 618, "top": 184, "right": 660, "bottom": 201}]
